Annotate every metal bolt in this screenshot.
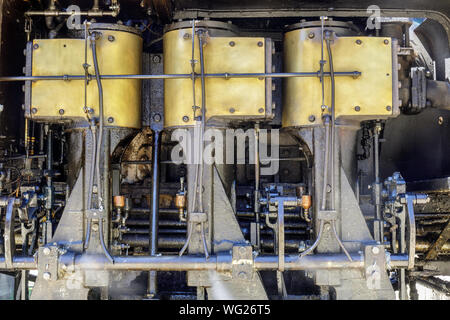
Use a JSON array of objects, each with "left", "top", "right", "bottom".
[
  {"left": 229, "top": 41, "right": 235, "bottom": 47},
  {"left": 386, "top": 106, "right": 392, "bottom": 111},
  {"left": 258, "top": 108, "right": 264, "bottom": 113},
  {"left": 153, "top": 113, "right": 161, "bottom": 122},
  {"left": 356, "top": 39, "right": 362, "bottom": 45},
  {"left": 33, "top": 43, "right": 39, "bottom": 50},
  {"left": 43, "top": 272, "right": 51, "bottom": 281},
  {"left": 438, "top": 116, "right": 444, "bottom": 125},
  {"left": 92, "top": 223, "right": 99, "bottom": 232},
  {"left": 308, "top": 32, "right": 315, "bottom": 39},
  {"left": 43, "top": 247, "right": 50, "bottom": 255},
  {"left": 31, "top": 107, "right": 37, "bottom": 114},
  {"left": 384, "top": 39, "right": 389, "bottom": 45},
  {"left": 239, "top": 246, "right": 247, "bottom": 256},
  {"left": 183, "top": 33, "right": 190, "bottom": 40},
  {"left": 182, "top": 116, "right": 189, "bottom": 122},
  {"left": 107, "top": 117, "right": 114, "bottom": 124},
  {"left": 308, "top": 115, "right": 315, "bottom": 122},
  {"left": 152, "top": 55, "right": 161, "bottom": 63},
  {"left": 257, "top": 41, "right": 263, "bottom": 47},
  {"left": 354, "top": 106, "right": 361, "bottom": 112},
  {"left": 372, "top": 246, "right": 380, "bottom": 255},
  {"left": 59, "top": 109, "right": 65, "bottom": 115},
  {"left": 108, "top": 35, "right": 115, "bottom": 42},
  {"left": 229, "top": 108, "right": 235, "bottom": 113},
  {"left": 238, "top": 272, "right": 247, "bottom": 279}
]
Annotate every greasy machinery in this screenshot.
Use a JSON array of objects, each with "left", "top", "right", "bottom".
[{"left": 0, "top": 0, "right": 449, "bottom": 300}]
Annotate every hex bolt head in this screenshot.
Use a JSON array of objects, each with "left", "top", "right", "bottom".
[
  {"left": 257, "top": 41, "right": 263, "bottom": 47},
  {"left": 107, "top": 117, "right": 114, "bottom": 124},
  {"left": 182, "top": 116, "right": 189, "bottom": 122},
  {"left": 386, "top": 105, "right": 392, "bottom": 111},
  {"left": 308, "top": 32, "right": 315, "bottom": 39},
  {"left": 59, "top": 109, "right": 65, "bottom": 115},
  {"left": 108, "top": 35, "right": 115, "bottom": 42},
  {"left": 43, "top": 247, "right": 50, "bottom": 255},
  {"left": 354, "top": 106, "right": 361, "bottom": 112},
  {"left": 31, "top": 107, "right": 38, "bottom": 114},
  {"left": 384, "top": 39, "right": 389, "bottom": 45},
  {"left": 43, "top": 272, "right": 51, "bottom": 281},
  {"left": 229, "top": 41, "right": 235, "bottom": 47},
  {"left": 372, "top": 246, "right": 380, "bottom": 255},
  {"left": 356, "top": 39, "right": 362, "bottom": 45},
  {"left": 153, "top": 113, "right": 162, "bottom": 122},
  {"left": 308, "top": 115, "right": 315, "bottom": 122}
]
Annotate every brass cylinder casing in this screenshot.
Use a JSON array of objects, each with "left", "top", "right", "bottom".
[
  {"left": 30, "top": 24, "right": 143, "bottom": 128},
  {"left": 282, "top": 23, "right": 395, "bottom": 128},
  {"left": 163, "top": 21, "right": 271, "bottom": 128}
]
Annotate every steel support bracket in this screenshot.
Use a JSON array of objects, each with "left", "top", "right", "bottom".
[
  {"left": 364, "top": 244, "right": 386, "bottom": 290},
  {"left": 37, "top": 245, "right": 60, "bottom": 281},
  {"left": 231, "top": 245, "right": 254, "bottom": 281}
]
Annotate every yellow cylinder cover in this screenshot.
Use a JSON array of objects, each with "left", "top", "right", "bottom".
[
  {"left": 163, "top": 29, "right": 268, "bottom": 128},
  {"left": 283, "top": 29, "right": 395, "bottom": 127},
  {"left": 30, "top": 29, "right": 142, "bottom": 128}
]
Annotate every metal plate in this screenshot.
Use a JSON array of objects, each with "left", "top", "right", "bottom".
[
  {"left": 163, "top": 29, "right": 267, "bottom": 127},
  {"left": 30, "top": 30, "right": 142, "bottom": 128},
  {"left": 283, "top": 33, "right": 394, "bottom": 127}
]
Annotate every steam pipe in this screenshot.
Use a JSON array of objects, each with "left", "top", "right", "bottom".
[
  {"left": 0, "top": 253, "right": 410, "bottom": 271},
  {"left": 0, "top": 71, "right": 361, "bottom": 82}
]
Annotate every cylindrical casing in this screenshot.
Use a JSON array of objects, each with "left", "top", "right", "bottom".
[
  {"left": 30, "top": 24, "right": 142, "bottom": 128},
  {"left": 163, "top": 21, "right": 270, "bottom": 128},
  {"left": 282, "top": 21, "right": 394, "bottom": 127}
]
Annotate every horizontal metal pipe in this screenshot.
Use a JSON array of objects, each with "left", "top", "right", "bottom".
[
  {"left": 0, "top": 253, "right": 410, "bottom": 271},
  {"left": 0, "top": 71, "right": 360, "bottom": 83},
  {"left": 0, "top": 256, "right": 37, "bottom": 270},
  {"left": 25, "top": 10, "right": 117, "bottom": 17}
]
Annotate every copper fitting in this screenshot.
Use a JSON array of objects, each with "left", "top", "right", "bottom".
[
  {"left": 114, "top": 195, "right": 125, "bottom": 208},
  {"left": 301, "top": 195, "right": 312, "bottom": 210}
]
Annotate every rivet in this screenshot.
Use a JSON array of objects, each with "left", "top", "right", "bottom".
[
  {"left": 308, "top": 115, "right": 315, "bottom": 122},
  {"left": 386, "top": 106, "right": 392, "bottom": 111},
  {"left": 258, "top": 108, "right": 264, "bottom": 113},
  {"left": 354, "top": 106, "right": 361, "bottom": 112},
  {"left": 372, "top": 246, "right": 380, "bottom": 255},
  {"left": 257, "top": 41, "right": 263, "bottom": 47},
  {"left": 229, "top": 41, "right": 235, "bottom": 47},
  {"left": 384, "top": 39, "right": 389, "bottom": 45},
  {"left": 356, "top": 39, "right": 362, "bottom": 45},
  {"left": 31, "top": 107, "right": 38, "bottom": 114},
  {"left": 33, "top": 43, "right": 39, "bottom": 50},
  {"left": 59, "top": 109, "right": 65, "bottom": 115},
  {"left": 107, "top": 117, "right": 114, "bottom": 123},
  {"left": 153, "top": 113, "right": 161, "bottom": 122},
  {"left": 108, "top": 35, "right": 115, "bottom": 42}
]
